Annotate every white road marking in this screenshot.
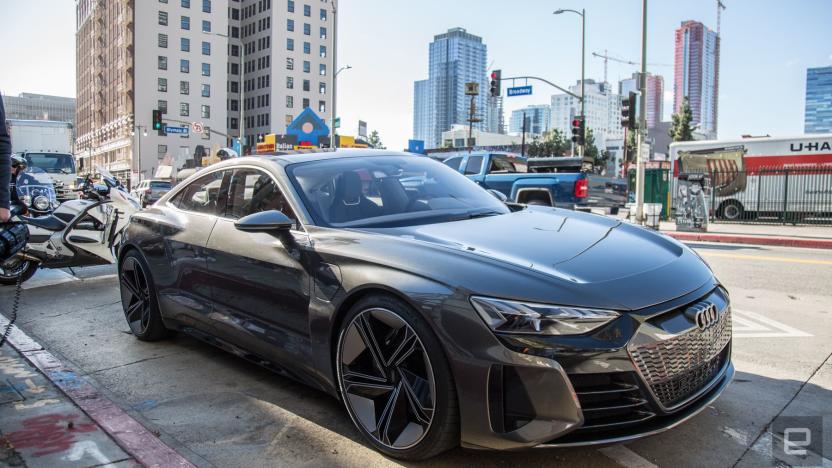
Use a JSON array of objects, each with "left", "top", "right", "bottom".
[
  {"left": 21, "top": 269, "right": 78, "bottom": 290},
  {"left": 732, "top": 309, "right": 812, "bottom": 338},
  {"left": 722, "top": 426, "right": 748, "bottom": 445},
  {"left": 598, "top": 445, "right": 658, "bottom": 468}
]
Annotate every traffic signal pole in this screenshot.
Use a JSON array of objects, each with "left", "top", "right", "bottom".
[
  {"left": 580, "top": 8, "right": 586, "bottom": 159},
  {"left": 635, "top": 0, "right": 648, "bottom": 224}
]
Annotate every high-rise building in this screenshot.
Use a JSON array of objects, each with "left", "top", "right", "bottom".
[
  {"left": 228, "top": 0, "right": 335, "bottom": 152},
  {"left": 75, "top": 0, "right": 228, "bottom": 183},
  {"left": 509, "top": 105, "right": 551, "bottom": 136},
  {"left": 4, "top": 93, "right": 77, "bottom": 125},
  {"left": 413, "top": 28, "right": 488, "bottom": 149},
  {"left": 805, "top": 66, "right": 832, "bottom": 134},
  {"left": 618, "top": 73, "right": 664, "bottom": 129},
  {"left": 485, "top": 96, "right": 505, "bottom": 135},
  {"left": 550, "top": 80, "right": 623, "bottom": 149},
  {"left": 673, "top": 20, "right": 720, "bottom": 138},
  {"left": 413, "top": 79, "right": 431, "bottom": 144}
]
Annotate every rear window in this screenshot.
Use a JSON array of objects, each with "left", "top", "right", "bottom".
[{"left": 150, "top": 181, "right": 171, "bottom": 189}]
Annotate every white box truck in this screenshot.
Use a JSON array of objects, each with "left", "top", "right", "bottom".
[{"left": 7, "top": 119, "right": 78, "bottom": 202}]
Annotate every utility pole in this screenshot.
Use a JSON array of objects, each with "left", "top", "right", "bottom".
[
  {"left": 580, "top": 8, "right": 586, "bottom": 158},
  {"left": 635, "top": 0, "right": 648, "bottom": 224},
  {"left": 465, "top": 82, "right": 481, "bottom": 153},
  {"left": 330, "top": 0, "right": 338, "bottom": 148}
]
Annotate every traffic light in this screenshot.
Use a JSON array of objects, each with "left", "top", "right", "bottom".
[
  {"left": 152, "top": 110, "right": 164, "bottom": 135},
  {"left": 489, "top": 70, "right": 501, "bottom": 97},
  {"left": 620, "top": 92, "right": 637, "bottom": 130},
  {"left": 571, "top": 116, "right": 585, "bottom": 146}
]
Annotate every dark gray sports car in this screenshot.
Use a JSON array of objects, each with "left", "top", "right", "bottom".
[{"left": 118, "top": 150, "right": 733, "bottom": 460}]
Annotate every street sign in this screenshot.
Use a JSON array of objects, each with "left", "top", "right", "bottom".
[
  {"left": 192, "top": 122, "right": 204, "bottom": 134},
  {"left": 334, "top": 117, "right": 341, "bottom": 129},
  {"left": 165, "top": 126, "right": 188, "bottom": 135},
  {"left": 465, "top": 82, "right": 480, "bottom": 96},
  {"left": 507, "top": 85, "right": 533, "bottom": 97}
]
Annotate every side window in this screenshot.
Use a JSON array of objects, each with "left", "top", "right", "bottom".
[
  {"left": 171, "top": 170, "right": 228, "bottom": 214},
  {"left": 488, "top": 156, "right": 517, "bottom": 173},
  {"left": 225, "top": 169, "right": 297, "bottom": 222},
  {"left": 464, "top": 156, "right": 484, "bottom": 175},
  {"left": 443, "top": 157, "right": 462, "bottom": 171}
]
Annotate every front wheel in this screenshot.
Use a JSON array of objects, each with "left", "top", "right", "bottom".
[
  {"left": 336, "top": 295, "right": 459, "bottom": 460},
  {"left": 118, "top": 251, "right": 169, "bottom": 341},
  {"left": 0, "top": 258, "right": 38, "bottom": 286}
]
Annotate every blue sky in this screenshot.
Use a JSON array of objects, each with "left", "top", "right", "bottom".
[{"left": 2, "top": 0, "right": 830, "bottom": 149}]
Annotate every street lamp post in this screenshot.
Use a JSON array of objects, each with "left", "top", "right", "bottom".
[
  {"left": 131, "top": 125, "right": 147, "bottom": 186},
  {"left": 331, "top": 65, "right": 352, "bottom": 148},
  {"left": 554, "top": 8, "right": 586, "bottom": 157}
]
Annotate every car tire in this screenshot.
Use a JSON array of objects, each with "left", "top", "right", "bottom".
[
  {"left": 118, "top": 250, "right": 169, "bottom": 341},
  {"left": 718, "top": 200, "right": 744, "bottom": 220},
  {"left": 336, "top": 294, "right": 459, "bottom": 460}
]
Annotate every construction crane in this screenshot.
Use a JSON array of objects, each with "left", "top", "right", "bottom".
[
  {"left": 591, "top": 51, "right": 671, "bottom": 83},
  {"left": 717, "top": 0, "right": 726, "bottom": 37}
]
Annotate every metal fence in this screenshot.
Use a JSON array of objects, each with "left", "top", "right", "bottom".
[{"left": 695, "top": 167, "right": 832, "bottom": 225}]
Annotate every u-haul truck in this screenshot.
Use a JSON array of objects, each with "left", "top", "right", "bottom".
[{"left": 669, "top": 134, "right": 832, "bottom": 220}]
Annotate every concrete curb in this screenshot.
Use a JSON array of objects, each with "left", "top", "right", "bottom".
[
  {"left": 665, "top": 232, "right": 832, "bottom": 250},
  {"left": 0, "top": 319, "right": 195, "bottom": 468}
]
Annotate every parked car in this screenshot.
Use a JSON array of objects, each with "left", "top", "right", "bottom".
[
  {"left": 443, "top": 153, "right": 627, "bottom": 212},
  {"left": 131, "top": 179, "right": 172, "bottom": 207},
  {"left": 117, "top": 150, "right": 732, "bottom": 460}
]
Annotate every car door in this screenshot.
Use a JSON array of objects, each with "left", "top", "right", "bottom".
[
  {"left": 204, "top": 167, "right": 314, "bottom": 370},
  {"left": 463, "top": 154, "right": 486, "bottom": 186},
  {"left": 154, "top": 169, "right": 230, "bottom": 333}
]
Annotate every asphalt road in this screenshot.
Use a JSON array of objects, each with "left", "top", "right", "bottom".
[{"left": 1, "top": 243, "right": 831, "bottom": 468}]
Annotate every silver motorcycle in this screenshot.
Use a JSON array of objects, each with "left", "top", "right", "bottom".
[{"left": 0, "top": 165, "right": 141, "bottom": 285}]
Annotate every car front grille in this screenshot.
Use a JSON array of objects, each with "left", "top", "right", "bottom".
[{"left": 629, "top": 309, "right": 732, "bottom": 408}]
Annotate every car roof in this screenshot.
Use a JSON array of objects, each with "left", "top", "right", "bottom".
[{"left": 259, "top": 148, "right": 420, "bottom": 166}]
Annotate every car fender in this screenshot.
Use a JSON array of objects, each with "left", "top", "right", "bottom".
[{"left": 509, "top": 177, "right": 559, "bottom": 202}]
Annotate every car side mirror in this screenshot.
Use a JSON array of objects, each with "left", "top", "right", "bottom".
[
  {"left": 487, "top": 189, "right": 508, "bottom": 203},
  {"left": 234, "top": 210, "right": 294, "bottom": 233}
]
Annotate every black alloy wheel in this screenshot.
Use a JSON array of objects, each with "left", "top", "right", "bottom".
[
  {"left": 119, "top": 251, "right": 168, "bottom": 341},
  {"left": 337, "top": 296, "right": 458, "bottom": 460}
]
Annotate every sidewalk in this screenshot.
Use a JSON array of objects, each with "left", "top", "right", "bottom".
[{"left": 658, "top": 221, "right": 832, "bottom": 249}]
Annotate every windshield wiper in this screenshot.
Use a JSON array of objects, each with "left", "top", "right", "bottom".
[{"left": 447, "top": 209, "right": 504, "bottom": 222}]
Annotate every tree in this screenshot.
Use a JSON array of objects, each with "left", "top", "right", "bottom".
[
  {"left": 669, "top": 96, "right": 694, "bottom": 142},
  {"left": 527, "top": 129, "right": 570, "bottom": 158},
  {"left": 368, "top": 130, "right": 386, "bottom": 149},
  {"left": 583, "top": 128, "right": 610, "bottom": 174}
]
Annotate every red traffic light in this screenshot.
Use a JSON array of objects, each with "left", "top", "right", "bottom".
[
  {"left": 490, "top": 71, "right": 498, "bottom": 80},
  {"left": 571, "top": 118, "right": 582, "bottom": 128}
]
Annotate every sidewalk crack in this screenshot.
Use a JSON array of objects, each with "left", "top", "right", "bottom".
[{"left": 88, "top": 354, "right": 176, "bottom": 375}]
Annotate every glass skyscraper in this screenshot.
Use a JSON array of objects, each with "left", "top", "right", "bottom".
[
  {"left": 805, "top": 66, "right": 832, "bottom": 134},
  {"left": 673, "top": 21, "right": 720, "bottom": 138},
  {"left": 413, "top": 28, "right": 488, "bottom": 148}
]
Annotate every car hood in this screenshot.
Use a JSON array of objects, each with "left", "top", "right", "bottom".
[{"left": 379, "top": 207, "right": 713, "bottom": 310}]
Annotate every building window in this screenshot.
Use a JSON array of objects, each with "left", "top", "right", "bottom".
[
  {"left": 158, "top": 78, "right": 168, "bottom": 92},
  {"left": 231, "top": 44, "right": 239, "bottom": 57},
  {"left": 286, "top": 76, "right": 294, "bottom": 89},
  {"left": 202, "top": 63, "right": 211, "bottom": 76},
  {"left": 287, "top": 18, "right": 294, "bottom": 31},
  {"left": 286, "top": 38, "right": 294, "bottom": 51},
  {"left": 319, "top": 63, "right": 326, "bottom": 76},
  {"left": 303, "top": 41, "right": 310, "bottom": 54},
  {"left": 302, "top": 97, "right": 309, "bottom": 109},
  {"left": 180, "top": 59, "right": 189, "bottom": 73},
  {"left": 303, "top": 23, "right": 310, "bottom": 35},
  {"left": 286, "top": 96, "right": 293, "bottom": 108},
  {"left": 180, "top": 80, "right": 189, "bottom": 95},
  {"left": 230, "top": 81, "right": 239, "bottom": 93},
  {"left": 231, "top": 26, "right": 239, "bottom": 38},
  {"left": 158, "top": 11, "right": 168, "bottom": 26},
  {"left": 158, "top": 33, "right": 168, "bottom": 48},
  {"left": 318, "top": 101, "right": 326, "bottom": 113},
  {"left": 303, "top": 4, "right": 310, "bottom": 16},
  {"left": 319, "top": 82, "right": 326, "bottom": 94},
  {"left": 230, "top": 117, "right": 238, "bottom": 129},
  {"left": 201, "top": 84, "right": 210, "bottom": 97},
  {"left": 320, "top": 8, "right": 327, "bottom": 21},
  {"left": 287, "top": 0, "right": 294, "bottom": 12},
  {"left": 180, "top": 102, "right": 190, "bottom": 116},
  {"left": 303, "top": 60, "right": 310, "bottom": 73},
  {"left": 201, "top": 105, "right": 210, "bottom": 118},
  {"left": 302, "top": 79, "right": 310, "bottom": 91},
  {"left": 286, "top": 58, "right": 294, "bottom": 70},
  {"left": 181, "top": 15, "right": 190, "bottom": 30},
  {"left": 202, "top": 20, "right": 211, "bottom": 32},
  {"left": 231, "top": 7, "right": 239, "bottom": 20},
  {"left": 181, "top": 0, "right": 190, "bottom": 8},
  {"left": 158, "top": 56, "right": 168, "bottom": 70},
  {"left": 158, "top": 100, "right": 168, "bottom": 114},
  {"left": 320, "top": 45, "right": 326, "bottom": 58},
  {"left": 320, "top": 26, "right": 327, "bottom": 39},
  {"left": 202, "top": 0, "right": 211, "bottom": 13},
  {"left": 230, "top": 99, "right": 239, "bottom": 111},
  {"left": 158, "top": 144, "right": 167, "bottom": 156},
  {"left": 159, "top": 0, "right": 168, "bottom": 3},
  {"left": 230, "top": 62, "right": 238, "bottom": 75},
  {"left": 181, "top": 37, "right": 190, "bottom": 51},
  {"left": 202, "top": 41, "right": 211, "bottom": 55}
]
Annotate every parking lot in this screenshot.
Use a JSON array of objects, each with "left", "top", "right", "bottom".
[{"left": 1, "top": 242, "right": 831, "bottom": 467}]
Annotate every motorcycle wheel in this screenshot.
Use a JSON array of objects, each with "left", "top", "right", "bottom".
[{"left": 0, "top": 258, "right": 39, "bottom": 286}]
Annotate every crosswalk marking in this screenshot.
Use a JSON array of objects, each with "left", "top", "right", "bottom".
[{"left": 732, "top": 309, "right": 812, "bottom": 338}]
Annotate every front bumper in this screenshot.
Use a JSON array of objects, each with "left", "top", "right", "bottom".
[{"left": 445, "top": 281, "right": 733, "bottom": 451}]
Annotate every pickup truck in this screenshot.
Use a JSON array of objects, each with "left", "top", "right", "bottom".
[{"left": 442, "top": 153, "right": 627, "bottom": 212}]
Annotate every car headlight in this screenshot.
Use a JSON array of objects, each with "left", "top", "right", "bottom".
[
  {"left": 470, "top": 296, "right": 620, "bottom": 335},
  {"left": 33, "top": 195, "right": 51, "bottom": 211}
]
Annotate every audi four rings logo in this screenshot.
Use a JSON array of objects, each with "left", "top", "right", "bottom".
[{"left": 685, "top": 302, "right": 719, "bottom": 330}]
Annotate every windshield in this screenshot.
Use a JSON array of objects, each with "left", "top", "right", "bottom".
[
  {"left": 25, "top": 153, "right": 75, "bottom": 174},
  {"left": 287, "top": 155, "right": 510, "bottom": 228}
]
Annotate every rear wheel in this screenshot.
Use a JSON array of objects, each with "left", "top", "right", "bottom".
[
  {"left": 336, "top": 295, "right": 459, "bottom": 460},
  {"left": 0, "top": 258, "right": 38, "bottom": 286},
  {"left": 718, "top": 200, "right": 744, "bottom": 221},
  {"left": 119, "top": 251, "right": 169, "bottom": 341}
]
